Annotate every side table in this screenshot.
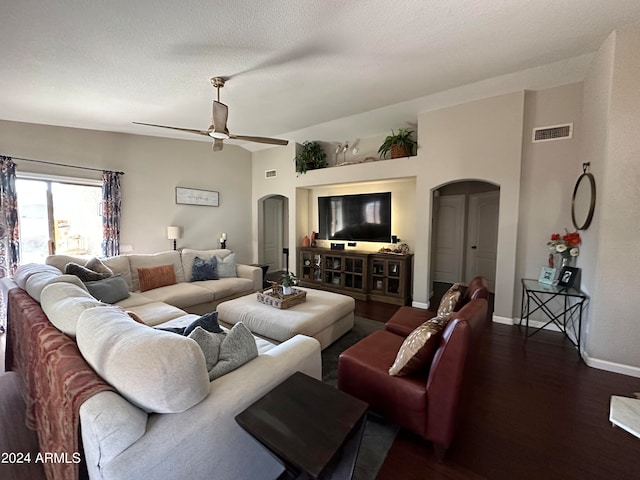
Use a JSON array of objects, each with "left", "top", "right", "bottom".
[
  {"left": 520, "top": 278, "right": 588, "bottom": 354},
  {"left": 235, "top": 371, "right": 368, "bottom": 480}
]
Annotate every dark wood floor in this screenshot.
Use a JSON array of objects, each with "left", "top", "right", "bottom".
[
  {"left": 376, "top": 322, "right": 640, "bottom": 480},
  {"left": 3, "top": 296, "right": 640, "bottom": 480}
]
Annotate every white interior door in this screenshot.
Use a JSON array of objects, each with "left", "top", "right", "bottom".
[
  {"left": 466, "top": 191, "right": 499, "bottom": 291},
  {"left": 262, "top": 197, "right": 284, "bottom": 272},
  {"left": 432, "top": 194, "right": 465, "bottom": 283}
]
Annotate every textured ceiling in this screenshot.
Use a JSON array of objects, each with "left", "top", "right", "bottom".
[{"left": 2, "top": 1, "right": 640, "bottom": 151}]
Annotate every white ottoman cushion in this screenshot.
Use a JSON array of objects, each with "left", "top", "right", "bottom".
[{"left": 217, "top": 288, "right": 355, "bottom": 343}]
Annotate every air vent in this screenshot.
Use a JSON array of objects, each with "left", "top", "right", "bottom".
[
  {"left": 532, "top": 123, "right": 573, "bottom": 143},
  {"left": 265, "top": 169, "right": 277, "bottom": 178}
]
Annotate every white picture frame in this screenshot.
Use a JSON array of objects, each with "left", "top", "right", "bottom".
[
  {"left": 538, "top": 266, "right": 557, "bottom": 285},
  {"left": 175, "top": 187, "right": 219, "bottom": 207}
]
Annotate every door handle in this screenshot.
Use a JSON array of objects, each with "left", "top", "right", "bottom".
[{"left": 471, "top": 245, "right": 477, "bottom": 249}]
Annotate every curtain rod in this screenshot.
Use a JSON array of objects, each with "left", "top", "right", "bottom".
[{"left": 5, "top": 155, "right": 124, "bottom": 175}]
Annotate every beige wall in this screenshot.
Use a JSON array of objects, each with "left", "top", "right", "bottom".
[
  {"left": 580, "top": 22, "right": 640, "bottom": 373},
  {"left": 251, "top": 92, "right": 526, "bottom": 317},
  {"left": 0, "top": 120, "right": 255, "bottom": 263},
  {"left": 515, "top": 83, "right": 584, "bottom": 322}
]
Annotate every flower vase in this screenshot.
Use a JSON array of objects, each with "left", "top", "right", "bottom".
[{"left": 560, "top": 255, "right": 575, "bottom": 268}]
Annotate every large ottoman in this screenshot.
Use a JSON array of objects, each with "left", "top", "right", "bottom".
[{"left": 216, "top": 287, "right": 355, "bottom": 349}]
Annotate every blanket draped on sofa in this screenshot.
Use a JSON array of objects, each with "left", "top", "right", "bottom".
[{"left": 7, "top": 288, "right": 114, "bottom": 480}]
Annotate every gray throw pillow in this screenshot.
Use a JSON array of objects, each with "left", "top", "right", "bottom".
[
  {"left": 210, "top": 323, "right": 257, "bottom": 380},
  {"left": 84, "top": 274, "right": 130, "bottom": 303},
  {"left": 65, "top": 262, "right": 111, "bottom": 282},
  {"left": 216, "top": 253, "right": 237, "bottom": 278},
  {"left": 188, "top": 327, "right": 224, "bottom": 371}
]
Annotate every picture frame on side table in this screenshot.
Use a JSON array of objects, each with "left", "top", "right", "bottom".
[
  {"left": 557, "top": 266, "right": 580, "bottom": 288},
  {"left": 538, "top": 267, "right": 557, "bottom": 285}
]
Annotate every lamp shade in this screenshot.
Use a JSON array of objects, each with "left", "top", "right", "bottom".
[{"left": 167, "top": 226, "right": 182, "bottom": 240}]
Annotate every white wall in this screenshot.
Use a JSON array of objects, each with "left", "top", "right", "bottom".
[
  {"left": 515, "top": 83, "right": 583, "bottom": 321},
  {"left": 580, "top": 22, "right": 640, "bottom": 374},
  {"left": 0, "top": 120, "right": 255, "bottom": 263}
]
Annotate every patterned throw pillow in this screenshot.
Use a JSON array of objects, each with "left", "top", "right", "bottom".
[
  {"left": 137, "top": 264, "right": 177, "bottom": 292},
  {"left": 85, "top": 257, "right": 114, "bottom": 276},
  {"left": 191, "top": 256, "right": 218, "bottom": 281},
  {"left": 388, "top": 314, "right": 451, "bottom": 376},
  {"left": 437, "top": 283, "right": 462, "bottom": 316}
]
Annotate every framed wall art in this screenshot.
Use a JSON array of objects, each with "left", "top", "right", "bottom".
[{"left": 175, "top": 187, "right": 219, "bottom": 207}]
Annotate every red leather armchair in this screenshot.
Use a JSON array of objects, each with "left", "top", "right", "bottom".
[{"left": 338, "top": 278, "right": 489, "bottom": 458}]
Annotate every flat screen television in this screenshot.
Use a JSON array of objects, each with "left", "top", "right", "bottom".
[{"left": 318, "top": 192, "right": 391, "bottom": 242}]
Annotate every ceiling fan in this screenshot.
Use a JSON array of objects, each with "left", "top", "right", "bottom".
[{"left": 134, "top": 77, "right": 288, "bottom": 151}]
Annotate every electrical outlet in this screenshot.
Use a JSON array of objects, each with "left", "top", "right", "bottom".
[{"left": 120, "top": 244, "right": 133, "bottom": 252}]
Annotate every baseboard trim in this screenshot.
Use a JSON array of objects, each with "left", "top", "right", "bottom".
[
  {"left": 411, "top": 300, "right": 429, "bottom": 310},
  {"left": 508, "top": 317, "right": 562, "bottom": 333},
  {"left": 492, "top": 315, "right": 513, "bottom": 325},
  {"left": 583, "top": 353, "right": 640, "bottom": 379}
]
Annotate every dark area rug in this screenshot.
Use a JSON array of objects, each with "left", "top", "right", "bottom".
[{"left": 322, "top": 316, "right": 399, "bottom": 480}]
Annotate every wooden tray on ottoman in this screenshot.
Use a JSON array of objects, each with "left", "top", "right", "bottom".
[{"left": 256, "top": 287, "right": 307, "bottom": 309}]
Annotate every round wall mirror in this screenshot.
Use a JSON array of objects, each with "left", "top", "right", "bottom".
[{"left": 571, "top": 163, "right": 596, "bottom": 230}]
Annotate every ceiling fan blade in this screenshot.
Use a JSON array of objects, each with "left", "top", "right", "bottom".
[
  {"left": 229, "top": 134, "right": 288, "bottom": 146},
  {"left": 133, "top": 122, "right": 210, "bottom": 136},
  {"left": 211, "top": 101, "right": 229, "bottom": 136},
  {"left": 212, "top": 139, "right": 224, "bottom": 151}
]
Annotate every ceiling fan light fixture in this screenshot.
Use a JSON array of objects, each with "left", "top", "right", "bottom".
[{"left": 209, "top": 131, "right": 230, "bottom": 140}]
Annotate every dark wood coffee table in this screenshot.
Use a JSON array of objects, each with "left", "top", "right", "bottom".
[{"left": 235, "top": 372, "right": 368, "bottom": 480}]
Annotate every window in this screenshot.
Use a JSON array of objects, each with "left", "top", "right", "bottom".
[{"left": 17, "top": 177, "right": 102, "bottom": 264}]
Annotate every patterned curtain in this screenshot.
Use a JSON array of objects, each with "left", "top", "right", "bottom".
[
  {"left": 0, "top": 156, "right": 19, "bottom": 333},
  {"left": 101, "top": 171, "right": 122, "bottom": 257}
]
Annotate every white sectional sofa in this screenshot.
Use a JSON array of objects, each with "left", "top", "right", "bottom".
[
  {"left": 4, "top": 255, "right": 323, "bottom": 480},
  {"left": 45, "top": 248, "right": 263, "bottom": 318}
]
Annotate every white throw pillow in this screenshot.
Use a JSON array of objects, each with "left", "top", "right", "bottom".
[{"left": 216, "top": 253, "right": 237, "bottom": 278}]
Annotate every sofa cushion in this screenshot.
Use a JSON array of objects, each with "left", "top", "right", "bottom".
[
  {"left": 129, "top": 251, "right": 185, "bottom": 291},
  {"left": 137, "top": 264, "right": 177, "bottom": 292},
  {"left": 437, "top": 283, "right": 462, "bottom": 316},
  {"left": 216, "top": 253, "right": 237, "bottom": 278},
  {"left": 196, "top": 277, "right": 254, "bottom": 299},
  {"left": 123, "top": 301, "right": 187, "bottom": 327},
  {"left": 181, "top": 248, "right": 231, "bottom": 282},
  {"left": 24, "top": 270, "right": 88, "bottom": 303},
  {"left": 14, "top": 263, "right": 63, "bottom": 290},
  {"left": 65, "top": 262, "right": 111, "bottom": 282},
  {"left": 388, "top": 314, "right": 451, "bottom": 376},
  {"left": 101, "top": 255, "right": 133, "bottom": 291},
  {"left": 191, "top": 256, "right": 218, "bottom": 281},
  {"left": 114, "top": 292, "right": 155, "bottom": 309},
  {"left": 385, "top": 306, "right": 438, "bottom": 337},
  {"left": 40, "top": 282, "right": 105, "bottom": 337},
  {"left": 138, "top": 282, "right": 214, "bottom": 309},
  {"left": 84, "top": 274, "right": 131, "bottom": 304},
  {"left": 76, "top": 305, "right": 210, "bottom": 414},
  {"left": 45, "top": 254, "right": 92, "bottom": 273}
]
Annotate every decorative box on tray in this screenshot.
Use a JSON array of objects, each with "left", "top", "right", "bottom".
[{"left": 257, "top": 286, "right": 307, "bottom": 309}]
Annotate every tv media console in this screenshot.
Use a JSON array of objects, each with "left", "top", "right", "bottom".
[{"left": 298, "top": 247, "right": 413, "bottom": 305}]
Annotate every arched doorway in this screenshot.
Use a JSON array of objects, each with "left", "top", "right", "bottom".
[
  {"left": 430, "top": 180, "right": 500, "bottom": 292},
  {"left": 258, "top": 195, "right": 289, "bottom": 274}
]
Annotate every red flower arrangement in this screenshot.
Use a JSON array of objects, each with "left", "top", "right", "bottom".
[{"left": 548, "top": 230, "right": 581, "bottom": 259}]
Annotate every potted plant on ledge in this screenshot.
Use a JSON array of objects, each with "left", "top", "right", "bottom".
[
  {"left": 378, "top": 128, "right": 417, "bottom": 159},
  {"left": 294, "top": 141, "right": 328, "bottom": 175}
]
